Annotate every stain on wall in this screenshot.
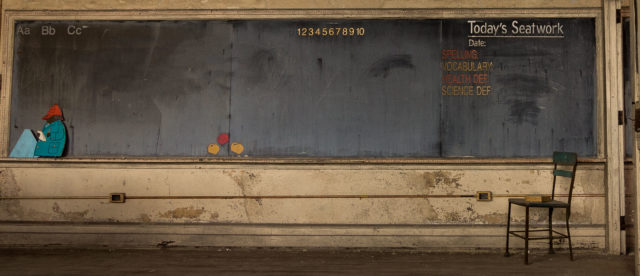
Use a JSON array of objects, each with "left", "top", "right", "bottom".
[
  {"left": 223, "top": 170, "right": 264, "bottom": 222},
  {"left": 139, "top": 213, "right": 152, "bottom": 223},
  {"left": 423, "top": 171, "right": 463, "bottom": 191},
  {"left": 160, "top": 207, "right": 206, "bottom": 219},
  {"left": 0, "top": 166, "right": 606, "bottom": 235},
  {"left": 0, "top": 170, "right": 22, "bottom": 219},
  {"left": 52, "top": 202, "right": 89, "bottom": 221}
]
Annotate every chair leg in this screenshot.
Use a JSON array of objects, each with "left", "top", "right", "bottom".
[
  {"left": 525, "top": 206, "right": 530, "bottom": 265},
  {"left": 566, "top": 210, "right": 573, "bottom": 261},
  {"left": 549, "top": 208, "right": 555, "bottom": 254},
  {"left": 505, "top": 202, "right": 512, "bottom": 257}
]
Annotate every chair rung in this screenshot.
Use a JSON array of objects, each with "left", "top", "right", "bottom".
[
  {"left": 528, "top": 235, "right": 567, "bottom": 240},
  {"left": 552, "top": 230, "right": 569, "bottom": 237},
  {"left": 508, "top": 229, "right": 570, "bottom": 235},
  {"left": 509, "top": 232, "right": 526, "bottom": 239},
  {"left": 510, "top": 229, "right": 552, "bottom": 232},
  {"left": 508, "top": 230, "right": 569, "bottom": 240}
]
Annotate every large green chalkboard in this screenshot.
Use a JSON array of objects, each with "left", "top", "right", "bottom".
[{"left": 10, "top": 18, "right": 596, "bottom": 157}]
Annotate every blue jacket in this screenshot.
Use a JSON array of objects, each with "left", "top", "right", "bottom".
[{"left": 34, "top": 120, "right": 66, "bottom": 157}]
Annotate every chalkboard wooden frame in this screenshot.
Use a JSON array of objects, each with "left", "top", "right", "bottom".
[{"left": 0, "top": 10, "right": 605, "bottom": 161}]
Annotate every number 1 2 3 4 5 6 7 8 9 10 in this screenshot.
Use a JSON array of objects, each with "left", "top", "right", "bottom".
[{"left": 297, "top": 27, "right": 365, "bottom": 37}]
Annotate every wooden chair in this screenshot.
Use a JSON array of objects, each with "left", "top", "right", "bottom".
[{"left": 504, "top": 152, "right": 577, "bottom": 264}]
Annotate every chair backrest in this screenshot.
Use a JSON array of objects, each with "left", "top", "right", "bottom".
[{"left": 552, "top": 152, "right": 578, "bottom": 205}]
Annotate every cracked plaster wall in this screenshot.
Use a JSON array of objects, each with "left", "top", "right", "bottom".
[{"left": 0, "top": 165, "right": 606, "bottom": 226}]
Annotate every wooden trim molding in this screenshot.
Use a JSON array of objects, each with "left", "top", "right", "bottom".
[{"left": 1, "top": 0, "right": 604, "bottom": 11}]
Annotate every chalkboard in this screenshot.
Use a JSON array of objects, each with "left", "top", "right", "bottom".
[
  {"left": 9, "top": 19, "right": 596, "bottom": 157},
  {"left": 231, "top": 21, "right": 441, "bottom": 157},
  {"left": 11, "top": 21, "right": 232, "bottom": 156},
  {"left": 440, "top": 19, "right": 596, "bottom": 157}
]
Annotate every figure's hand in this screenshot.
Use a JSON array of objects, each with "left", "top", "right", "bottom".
[{"left": 36, "top": 131, "right": 46, "bottom": 141}]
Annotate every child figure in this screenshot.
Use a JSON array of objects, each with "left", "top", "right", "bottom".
[
  {"left": 9, "top": 104, "right": 67, "bottom": 158},
  {"left": 34, "top": 104, "right": 66, "bottom": 157}
]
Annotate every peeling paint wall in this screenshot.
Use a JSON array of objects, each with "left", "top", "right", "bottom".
[
  {"left": 0, "top": 165, "right": 606, "bottom": 225},
  {"left": 0, "top": 163, "right": 607, "bottom": 248}
]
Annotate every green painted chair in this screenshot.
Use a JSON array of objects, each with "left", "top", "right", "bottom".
[{"left": 505, "top": 152, "right": 577, "bottom": 265}]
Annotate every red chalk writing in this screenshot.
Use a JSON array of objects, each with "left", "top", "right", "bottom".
[{"left": 440, "top": 49, "right": 492, "bottom": 96}]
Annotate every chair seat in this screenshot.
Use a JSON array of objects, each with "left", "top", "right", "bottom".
[{"left": 508, "top": 198, "right": 569, "bottom": 208}]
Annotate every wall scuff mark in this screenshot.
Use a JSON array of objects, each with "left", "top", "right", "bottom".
[
  {"left": 423, "top": 171, "right": 463, "bottom": 191},
  {"left": 159, "top": 206, "right": 206, "bottom": 219},
  {"left": 224, "top": 170, "right": 263, "bottom": 222},
  {"left": 0, "top": 169, "right": 24, "bottom": 219},
  {"left": 51, "top": 202, "right": 89, "bottom": 221}
]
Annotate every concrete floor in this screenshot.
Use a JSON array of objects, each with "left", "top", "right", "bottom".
[{"left": 0, "top": 247, "right": 633, "bottom": 275}]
